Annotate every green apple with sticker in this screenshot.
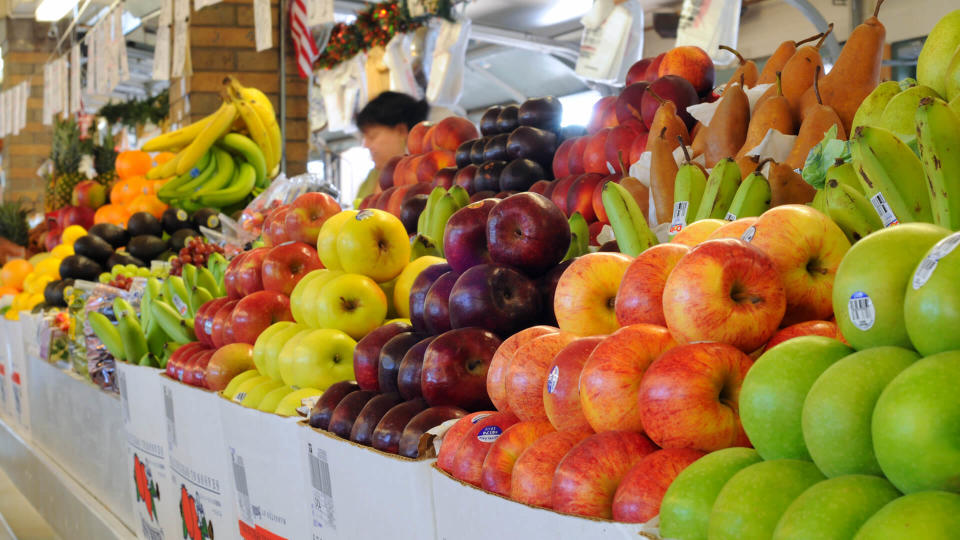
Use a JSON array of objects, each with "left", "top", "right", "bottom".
[{"left": 903, "top": 231, "right": 960, "bottom": 356}]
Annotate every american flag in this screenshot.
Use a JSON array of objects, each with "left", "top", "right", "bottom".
[{"left": 290, "top": 0, "right": 320, "bottom": 78}]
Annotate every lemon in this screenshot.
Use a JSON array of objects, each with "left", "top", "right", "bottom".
[
  {"left": 28, "top": 252, "right": 52, "bottom": 266},
  {"left": 50, "top": 243, "right": 74, "bottom": 259},
  {"left": 60, "top": 225, "right": 88, "bottom": 246},
  {"left": 23, "top": 273, "right": 54, "bottom": 295},
  {"left": 24, "top": 293, "right": 43, "bottom": 310},
  {"left": 33, "top": 257, "right": 61, "bottom": 279}
]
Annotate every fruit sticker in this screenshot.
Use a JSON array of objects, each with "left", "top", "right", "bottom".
[
  {"left": 180, "top": 484, "right": 215, "bottom": 540},
  {"left": 477, "top": 425, "right": 503, "bottom": 443},
  {"left": 869, "top": 192, "right": 899, "bottom": 227},
  {"left": 912, "top": 232, "right": 960, "bottom": 290},
  {"left": 740, "top": 226, "right": 756, "bottom": 243},
  {"left": 848, "top": 291, "right": 876, "bottom": 331},
  {"left": 133, "top": 454, "right": 160, "bottom": 522},
  {"left": 546, "top": 366, "right": 560, "bottom": 394},
  {"left": 669, "top": 202, "right": 689, "bottom": 234}
]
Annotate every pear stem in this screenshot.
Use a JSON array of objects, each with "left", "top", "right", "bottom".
[
  {"left": 617, "top": 150, "right": 628, "bottom": 176},
  {"left": 814, "top": 66, "right": 823, "bottom": 105},
  {"left": 755, "top": 157, "right": 775, "bottom": 174},
  {"left": 795, "top": 31, "right": 825, "bottom": 47},
  {"left": 646, "top": 87, "right": 667, "bottom": 105},
  {"left": 776, "top": 72, "right": 783, "bottom": 97},
  {"left": 816, "top": 23, "right": 834, "bottom": 49},
  {"left": 719, "top": 45, "right": 746, "bottom": 66},
  {"left": 874, "top": 0, "right": 884, "bottom": 18},
  {"left": 678, "top": 137, "right": 692, "bottom": 163}
]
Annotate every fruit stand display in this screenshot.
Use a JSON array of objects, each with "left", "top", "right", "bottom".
[{"left": 4, "top": 3, "right": 960, "bottom": 540}]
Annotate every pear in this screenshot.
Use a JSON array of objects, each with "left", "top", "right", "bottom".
[
  {"left": 951, "top": 95, "right": 960, "bottom": 117},
  {"left": 945, "top": 45, "right": 960, "bottom": 101},
  {"left": 879, "top": 85, "right": 941, "bottom": 141},
  {"left": 851, "top": 81, "right": 903, "bottom": 133},
  {"left": 916, "top": 9, "right": 960, "bottom": 98}
]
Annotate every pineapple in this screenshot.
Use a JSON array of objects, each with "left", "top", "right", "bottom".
[
  {"left": 49, "top": 118, "right": 86, "bottom": 211},
  {"left": 92, "top": 128, "right": 118, "bottom": 188},
  {"left": 0, "top": 200, "right": 30, "bottom": 247}
]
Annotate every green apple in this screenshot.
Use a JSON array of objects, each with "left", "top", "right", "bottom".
[
  {"left": 802, "top": 346, "right": 919, "bottom": 477},
  {"left": 904, "top": 232, "right": 960, "bottom": 355},
  {"left": 853, "top": 491, "right": 960, "bottom": 539},
  {"left": 336, "top": 209, "right": 411, "bottom": 282},
  {"left": 659, "top": 448, "right": 762, "bottom": 540},
  {"left": 262, "top": 323, "right": 308, "bottom": 380},
  {"left": 872, "top": 351, "right": 960, "bottom": 494},
  {"left": 278, "top": 328, "right": 357, "bottom": 390},
  {"left": 772, "top": 475, "right": 901, "bottom": 540},
  {"left": 315, "top": 273, "right": 388, "bottom": 340},
  {"left": 273, "top": 327, "right": 313, "bottom": 381},
  {"left": 252, "top": 321, "right": 296, "bottom": 375},
  {"left": 295, "top": 269, "right": 343, "bottom": 328},
  {"left": 740, "top": 336, "right": 852, "bottom": 460},
  {"left": 833, "top": 223, "right": 950, "bottom": 351},
  {"left": 316, "top": 210, "right": 357, "bottom": 271},
  {"left": 709, "top": 459, "right": 825, "bottom": 540}
]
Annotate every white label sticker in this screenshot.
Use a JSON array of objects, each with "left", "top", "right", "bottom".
[
  {"left": 741, "top": 225, "right": 756, "bottom": 243},
  {"left": 669, "top": 201, "right": 689, "bottom": 234},
  {"left": 171, "top": 294, "right": 189, "bottom": 317},
  {"left": 912, "top": 232, "right": 960, "bottom": 290},
  {"left": 477, "top": 426, "right": 503, "bottom": 443},
  {"left": 724, "top": 212, "right": 737, "bottom": 221},
  {"left": 848, "top": 291, "right": 876, "bottom": 331},
  {"left": 546, "top": 366, "right": 560, "bottom": 394},
  {"left": 203, "top": 317, "right": 214, "bottom": 337},
  {"left": 233, "top": 391, "right": 247, "bottom": 403},
  {"left": 471, "top": 413, "right": 492, "bottom": 424},
  {"left": 870, "top": 192, "right": 899, "bottom": 227}
]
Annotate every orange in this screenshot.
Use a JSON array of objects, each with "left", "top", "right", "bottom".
[
  {"left": 0, "top": 286, "right": 17, "bottom": 297},
  {"left": 110, "top": 176, "right": 148, "bottom": 205},
  {"left": 116, "top": 150, "right": 153, "bottom": 179},
  {"left": 153, "top": 152, "right": 176, "bottom": 166},
  {"left": 127, "top": 194, "right": 168, "bottom": 220},
  {"left": 94, "top": 204, "right": 132, "bottom": 227},
  {"left": 0, "top": 259, "right": 33, "bottom": 290}
]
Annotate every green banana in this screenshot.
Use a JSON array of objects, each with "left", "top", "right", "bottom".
[
  {"left": 601, "top": 181, "right": 657, "bottom": 256},
  {"left": 448, "top": 185, "right": 470, "bottom": 207},
  {"left": 219, "top": 132, "right": 267, "bottom": 188},
  {"left": 916, "top": 96, "right": 960, "bottom": 230},
  {"left": 851, "top": 80, "right": 903, "bottom": 135},
  {"left": 165, "top": 276, "right": 192, "bottom": 318},
  {"left": 118, "top": 311, "right": 149, "bottom": 365},
  {"left": 145, "top": 320, "right": 166, "bottom": 357},
  {"left": 190, "top": 286, "right": 214, "bottom": 315},
  {"left": 191, "top": 162, "right": 256, "bottom": 209},
  {"left": 726, "top": 167, "right": 771, "bottom": 220},
  {"left": 113, "top": 297, "right": 136, "bottom": 319},
  {"left": 695, "top": 158, "right": 742, "bottom": 221},
  {"left": 410, "top": 234, "right": 442, "bottom": 259},
  {"left": 169, "top": 146, "right": 234, "bottom": 199},
  {"left": 196, "top": 266, "right": 222, "bottom": 298},
  {"left": 563, "top": 212, "right": 590, "bottom": 261},
  {"left": 427, "top": 193, "right": 461, "bottom": 256},
  {"left": 88, "top": 311, "right": 126, "bottom": 361},
  {"left": 157, "top": 151, "right": 214, "bottom": 200},
  {"left": 139, "top": 354, "right": 160, "bottom": 368},
  {"left": 207, "top": 253, "right": 228, "bottom": 290},
  {"left": 824, "top": 177, "right": 884, "bottom": 243},
  {"left": 825, "top": 160, "right": 863, "bottom": 195},
  {"left": 150, "top": 300, "right": 196, "bottom": 344},
  {"left": 419, "top": 187, "right": 446, "bottom": 237},
  {"left": 139, "top": 278, "right": 155, "bottom": 334},
  {"left": 182, "top": 264, "right": 199, "bottom": 292},
  {"left": 850, "top": 125, "right": 933, "bottom": 226},
  {"left": 810, "top": 189, "right": 828, "bottom": 214},
  {"left": 670, "top": 149, "right": 707, "bottom": 235}
]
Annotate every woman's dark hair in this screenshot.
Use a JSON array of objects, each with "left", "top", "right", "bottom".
[{"left": 356, "top": 91, "right": 429, "bottom": 131}]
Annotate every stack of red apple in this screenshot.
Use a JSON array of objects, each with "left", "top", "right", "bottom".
[{"left": 432, "top": 204, "right": 852, "bottom": 522}]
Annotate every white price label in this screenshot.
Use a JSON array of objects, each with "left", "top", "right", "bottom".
[
  {"left": 669, "top": 201, "right": 689, "bottom": 234},
  {"left": 912, "top": 232, "right": 960, "bottom": 290},
  {"left": 741, "top": 225, "right": 756, "bottom": 243},
  {"left": 870, "top": 192, "right": 899, "bottom": 227},
  {"left": 725, "top": 212, "right": 737, "bottom": 221},
  {"left": 546, "top": 366, "right": 560, "bottom": 394},
  {"left": 848, "top": 291, "right": 876, "bottom": 331}
]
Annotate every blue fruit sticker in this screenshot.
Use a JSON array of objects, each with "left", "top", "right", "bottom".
[{"left": 477, "top": 426, "right": 503, "bottom": 443}]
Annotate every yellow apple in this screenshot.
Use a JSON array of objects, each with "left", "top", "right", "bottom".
[
  {"left": 252, "top": 321, "right": 296, "bottom": 374},
  {"left": 267, "top": 325, "right": 311, "bottom": 380},
  {"left": 378, "top": 276, "right": 400, "bottom": 319},
  {"left": 314, "top": 273, "right": 388, "bottom": 339},
  {"left": 289, "top": 270, "right": 327, "bottom": 324},
  {"left": 275, "top": 388, "right": 323, "bottom": 417},
  {"left": 316, "top": 210, "right": 357, "bottom": 270},
  {"left": 257, "top": 385, "right": 295, "bottom": 412},
  {"left": 240, "top": 379, "right": 285, "bottom": 408},
  {"left": 291, "top": 269, "right": 342, "bottom": 326},
  {"left": 336, "top": 209, "right": 411, "bottom": 282},
  {"left": 554, "top": 252, "right": 633, "bottom": 336},
  {"left": 222, "top": 369, "right": 261, "bottom": 399},
  {"left": 393, "top": 255, "right": 446, "bottom": 319},
  {"left": 279, "top": 328, "right": 357, "bottom": 389}
]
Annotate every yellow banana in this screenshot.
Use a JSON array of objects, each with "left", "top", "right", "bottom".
[
  {"left": 409, "top": 234, "right": 442, "bottom": 259},
  {"left": 824, "top": 177, "right": 883, "bottom": 243},
  {"left": 147, "top": 151, "right": 182, "bottom": 180},
  {"left": 916, "top": 96, "right": 960, "bottom": 230},
  {"left": 601, "top": 181, "right": 657, "bottom": 256},
  {"left": 142, "top": 110, "right": 219, "bottom": 152},
  {"left": 726, "top": 167, "right": 771, "bottom": 220},
  {"left": 175, "top": 102, "right": 238, "bottom": 176},
  {"left": 670, "top": 152, "right": 707, "bottom": 236},
  {"left": 234, "top": 94, "right": 277, "bottom": 174},
  {"left": 88, "top": 311, "right": 126, "bottom": 361},
  {"left": 230, "top": 78, "right": 282, "bottom": 175},
  {"left": 850, "top": 125, "right": 932, "bottom": 226}
]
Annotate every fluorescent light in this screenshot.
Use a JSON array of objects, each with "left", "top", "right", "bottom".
[{"left": 35, "top": 0, "right": 80, "bottom": 22}]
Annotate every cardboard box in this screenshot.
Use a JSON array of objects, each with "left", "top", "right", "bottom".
[
  {"left": 9, "top": 314, "right": 34, "bottom": 437},
  {"left": 117, "top": 363, "right": 182, "bottom": 540},
  {"left": 297, "top": 422, "right": 439, "bottom": 540},
  {"left": 0, "top": 318, "right": 14, "bottom": 421},
  {"left": 218, "top": 397, "right": 313, "bottom": 539},
  {"left": 431, "top": 466, "right": 663, "bottom": 540}
]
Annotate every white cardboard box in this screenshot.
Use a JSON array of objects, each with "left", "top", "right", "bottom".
[
  {"left": 0, "top": 318, "right": 14, "bottom": 422},
  {"left": 218, "top": 397, "right": 313, "bottom": 539},
  {"left": 117, "top": 362, "right": 182, "bottom": 540},
  {"left": 158, "top": 375, "right": 240, "bottom": 540},
  {"left": 298, "top": 422, "right": 439, "bottom": 540},
  {"left": 431, "top": 466, "right": 663, "bottom": 540},
  {"left": 9, "top": 314, "right": 35, "bottom": 438}
]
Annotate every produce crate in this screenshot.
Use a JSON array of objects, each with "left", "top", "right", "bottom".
[
  {"left": 297, "top": 422, "right": 439, "bottom": 540},
  {"left": 431, "top": 466, "right": 663, "bottom": 540},
  {"left": 0, "top": 318, "right": 14, "bottom": 422}
]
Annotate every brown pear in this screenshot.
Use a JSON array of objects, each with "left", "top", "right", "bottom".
[
  {"left": 798, "top": 0, "right": 886, "bottom": 133},
  {"left": 721, "top": 45, "right": 759, "bottom": 89},
  {"left": 650, "top": 127, "right": 679, "bottom": 224},
  {"left": 768, "top": 160, "right": 816, "bottom": 206},
  {"left": 785, "top": 66, "right": 846, "bottom": 169},
  {"left": 703, "top": 81, "right": 750, "bottom": 167},
  {"left": 736, "top": 154, "right": 760, "bottom": 179},
  {"left": 690, "top": 121, "right": 707, "bottom": 158},
  {"left": 646, "top": 88, "right": 692, "bottom": 152},
  {"left": 776, "top": 25, "right": 832, "bottom": 123},
  {"left": 757, "top": 31, "right": 826, "bottom": 85},
  {"left": 736, "top": 73, "right": 796, "bottom": 159}
]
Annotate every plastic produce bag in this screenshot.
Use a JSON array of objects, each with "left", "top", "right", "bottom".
[
  {"left": 576, "top": 0, "right": 644, "bottom": 84},
  {"left": 676, "top": 0, "right": 743, "bottom": 68},
  {"left": 75, "top": 280, "right": 143, "bottom": 391},
  {"left": 384, "top": 32, "right": 423, "bottom": 99},
  {"left": 236, "top": 172, "right": 340, "bottom": 242},
  {"left": 426, "top": 18, "right": 471, "bottom": 108}
]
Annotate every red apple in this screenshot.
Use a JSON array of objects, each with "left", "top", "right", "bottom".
[
  {"left": 421, "top": 327, "right": 502, "bottom": 411},
  {"left": 283, "top": 192, "right": 340, "bottom": 245},
  {"left": 437, "top": 411, "right": 497, "bottom": 473},
  {"left": 584, "top": 129, "right": 612, "bottom": 174},
  {"left": 433, "top": 166, "right": 457, "bottom": 188},
  {"left": 204, "top": 343, "right": 255, "bottom": 391},
  {"left": 453, "top": 165, "right": 478, "bottom": 194},
  {"left": 444, "top": 199, "right": 497, "bottom": 273},
  {"left": 234, "top": 247, "right": 270, "bottom": 297},
  {"left": 183, "top": 349, "right": 215, "bottom": 386},
  {"left": 353, "top": 320, "right": 413, "bottom": 392},
  {"left": 57, "top": 205, "right": 95, "bottom": 229},
  {"left": 195, "top": 297, "right": 230, "bottom": 346},
  {"left": 764, "top": 320, "right": 842, "bottom": 351},
  {"left": 407, "top": 121, "right": 434, "bottom": 154},
  {"left": 615, "top": 243, "right": 691, "bottom": 327},
  {"left": 260, "top": 242, "right": 322, "bottom": 296},
  {"left": 480, "top": 420, "right": 555, "bottom": 496},
  {"left": 397, "top": 405, "right": 467, "bottom": 458},
  {"left": 542, "top": 337, "right": 603, "bottom": 432},
  {"left": 529, "top": 180, "right": 552, "bottom": 195},
  {"left": 72, "top": 180, "right": 107, "bottom": 209},
  {"left": 707, "top": 216, "right": 759, "bottom": 240},
  {"left": 397, "top": 336, "right": 436, "bottom": 400},
  {"left": 506, "top": 332, "right": 577, "bottom": 423},
  {"left": 587, "top": 97, "right": 617, "bottom": 134},
  {"left": 328, "top": 390, "right": 378, "bottom": 439},
  {"left": 431, "top": 117, "right": 480, "bottom": 152},
  {"left": 553, "top": 138, "right": 576, "bottom": 178},
  {"left": 229, "top": 290, "right": 294, "bottom": 345},
  {"left": 210, "top": 300, "right": 239, "bottom": 348},
  {"left": 370, "top": 398, "right": 429, "bottom": 454},
  {"left": 448, "top": 263, "right": 542, "bottom": 338},
  {"left": 549, "top": 175, "right": 578, "bottom": 215},
  {"left": 486, "top": 193, "right": 570, "bottom": 277},
  {"left": 377, "top": 332, "right": 421, "bottom": 395},
  {"left": 658, "top": 46, "right": 715, "bottom": 96},
  {"left": 262, "top": 205, "right": 291, "bottom": 247},
  {"left": 166, "top": 342, "right": 206, "bottom": 380},
  {"left": 567, "top": 137, "right": 590, "bottom": 176},
  {"left": 223, "top": 253, "right": 248, "bottom": 299},
  {"left": 451, "top": 411, "right": 521, "bottom": 486},
  {"left": 487, "top": 326, "right": 558, "bottom": 414},
  {"left": 308, "top": 381, "right": 360, "bottom": 429},
  {"left": 350, "top": 393, "right": 405, "bottom": 446},
  {"left": 663, "top": 239, "right": 786, "bottom": 352},
  {"left": 611, "top": 447, "right": 706, "bottom": 523},
  {"left": 579, "top": 324, "right": 677, "bottom": 433},
  {"left": 638, "top": 342, "right": 754, "bottom": 451},
  {"left": 551, "top": 431, "right": 657, "bottom": 519},
  {"left": 511, "top": 430, "right": 592, "bottom": 508},
  {"left": 409, "top": 263, "right": 452, "bottom": 334}
]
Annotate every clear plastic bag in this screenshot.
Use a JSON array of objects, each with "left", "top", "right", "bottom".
[
  {"left": 426, "top": 18, "right": 471, "bottom": 108},
  {"left": 236, "top": 172, "right": 340, "bottom": 242},
  {"left": 75, "top": 280, "right": 143, "bottom": 391}
]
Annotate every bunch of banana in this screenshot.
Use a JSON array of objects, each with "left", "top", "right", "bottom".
[
  {"left": 670, "top": 145, "right": 707, "bottom": 237},
  {"left": 563, "top": 212, "right": 590, "bottom": 261},
  {"left": 849, "top": 125, "right": 932, "bottom": 227},
  {"left": 415, "top": 185, "right": 470, "bottom": 257},
  {"left": 726, "top": 161, "right": 772, "bottom": 221},
  {"left": 695, "top": 158, "right": 742, "bottom": 221},
  {"left": 916, "top": 96, "right": 960, "bottom": 230},
  {"left": 601, "top": 181, "right": 658, "bottom": 256}
]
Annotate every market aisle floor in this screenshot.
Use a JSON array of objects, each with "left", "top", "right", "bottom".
[{"left": 0, "top": 468, "right": 58, "bottom": 540}]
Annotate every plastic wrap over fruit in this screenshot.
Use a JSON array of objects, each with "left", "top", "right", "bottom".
[{"left": 238, "top": 173, "right": 339, "bottom": 240}]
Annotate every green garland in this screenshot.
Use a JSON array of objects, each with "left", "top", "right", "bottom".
[{"left": 96, "top": 89, "right": 169, "bottom": 130}]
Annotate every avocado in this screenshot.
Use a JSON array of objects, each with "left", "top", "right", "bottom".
[
  {"left": 73, "top": 234, "right": 115, "bottom": 264},
  {"left": 59, "top": 255, "right": 103, "bottom": 281},
  {"left": 191, "top": 208, "right": 221, "bottom": 230},
  {"left": 127, "top": 212, "right": 163, "bottom": 237},
  {"left": 126, "top": 235, "right": 168, "bottom": 262},
  {"left": 162, "top": 207, "right": 193, "bottom": 234},
  {"left": 156, "top": 250, "right": 176, "bottom": 261},
  {"left": 169, "top": 228, "right": 200, "bottom": 251},
  {"left": 44, "top": 278, "right": 73, "bottom": 307},
  {"left": 106, "top": 251, "right": 146, "bottom": 269},
  {"left": 88, "top": 223, "right": 129, "bottom": 248}
]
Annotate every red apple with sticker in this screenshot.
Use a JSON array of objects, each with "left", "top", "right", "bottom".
[
  {"left": 506, "top": 332, "right": 578, "bottom": 423},
  {"left": 487, "top": 325, "right": 558, "bottom": 414},
  {"left": 438, "top": 411, "right": 497, "bottom": 473},
  {"left": 480, "top": 420, "right": 556, "bottom": 496},
  {"left": 450, "top": 411, "right": 520, "bottom": 486},
  {"left": 543, "top": 336, "right": 603, "bottom": 432}
]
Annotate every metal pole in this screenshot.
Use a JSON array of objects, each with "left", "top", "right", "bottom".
[{"left": 279, "top": 0, "right": 288, "bottom": 174}]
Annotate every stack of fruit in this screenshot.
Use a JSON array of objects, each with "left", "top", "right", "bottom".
[{"left": 141, "top": 77, "right": 280, "bottom": 214}]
